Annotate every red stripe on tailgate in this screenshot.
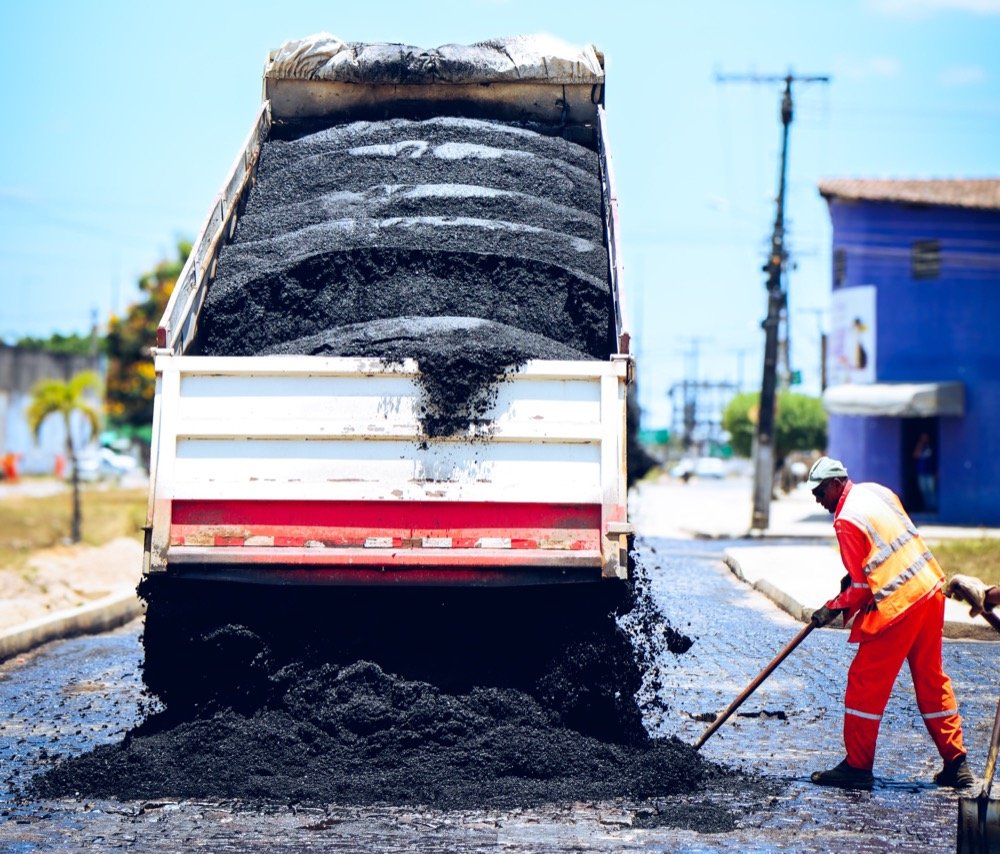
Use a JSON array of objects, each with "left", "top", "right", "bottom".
[
  {"left": 171, "top": 500, "right": 600, "bottom": 529},
  {"left": 169, "top": 500, "right": 602, "bottom": 551}
]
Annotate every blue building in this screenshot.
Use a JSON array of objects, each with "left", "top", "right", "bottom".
[{"left": 818, "top": 179, "right": 1000, "bottom": 525}]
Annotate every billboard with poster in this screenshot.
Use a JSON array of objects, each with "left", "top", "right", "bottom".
[{"left": 827, "top": 285, "right": 876, "bottom": 386}]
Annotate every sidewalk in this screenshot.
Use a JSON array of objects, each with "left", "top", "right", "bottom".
[
  {"left": 631, "top": 474, "right": 1000, "bottom": 641},
  {"left": 0, "top": 476, "right": 146, "bottom": 662}
]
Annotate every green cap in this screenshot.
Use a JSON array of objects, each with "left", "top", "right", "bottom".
[{"left": 808, "top": 456, "right": 848, "bottom": 485}]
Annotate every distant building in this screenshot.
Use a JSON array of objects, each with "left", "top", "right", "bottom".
[
  {"left": 0, "top": 346, "right": 102, "bottom": 475},
  {"left": 818, "top": 178, "right": 1000, "bottom": 524}
]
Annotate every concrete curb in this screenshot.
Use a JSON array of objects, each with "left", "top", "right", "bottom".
[
  {"left": 724, "top": 553, "right": 1000, "bottom": 642},
  {"left": 0, "top": 589, "right": 143, "bottom": 662},
  {"left": 723, "top": 554, "right": 811, "bottom": 623}
]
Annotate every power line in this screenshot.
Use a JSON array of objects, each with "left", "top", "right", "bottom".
[{"left": 0, "top": 195, "right": 182, "bottom": 248}]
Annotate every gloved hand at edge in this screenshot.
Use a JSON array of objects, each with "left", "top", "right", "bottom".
[
  {"left": 840, "top": 573, "right": 851, "bottom": 593},
  {"left": 810, "top": 605, "right": 845, "bottom": 627},
  {"left": 944, "top": 574, "right": 992, "bottom": 617}
]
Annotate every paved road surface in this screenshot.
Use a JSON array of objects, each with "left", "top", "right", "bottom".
[{"left": 0, "top": 536, "right": 994, "bottom": 851}]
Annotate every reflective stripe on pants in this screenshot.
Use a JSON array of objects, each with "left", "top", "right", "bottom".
[{"left": 843, "top": 590, "right": 965, "bottom": 771}]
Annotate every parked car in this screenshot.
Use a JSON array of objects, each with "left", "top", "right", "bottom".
[
  {"left": 669, "top": 456, "right": 727, "bottom": 480},
  {"left": 75, "top": 447, "right": 140, "bottom": 482},
  {"left": 693, "top": 457, "right": 726, "bottom": 479}
]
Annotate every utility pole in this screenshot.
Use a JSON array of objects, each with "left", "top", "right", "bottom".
[
  {"left": 679, "top": 336, "right": 709, "bottom": 386},
  {"left": 716, "top": 70, "right": 830, "bottom": 532},
  {"left": 90, "top": 307, "right": 99, "bottom": 359},
  {"left": 674, "top": 337, "right": 709, "bottom": 451}
]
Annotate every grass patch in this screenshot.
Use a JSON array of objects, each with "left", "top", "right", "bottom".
[
  {"left": 932, "top": 539, "right": 1000, "bottom": 587},
  {"left": 0, "top": 483, "right": 146, "bottom": 572}
]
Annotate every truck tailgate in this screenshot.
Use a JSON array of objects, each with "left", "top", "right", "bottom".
[{"left": 147, "top": 354, "right": 630, "bottom": 583}]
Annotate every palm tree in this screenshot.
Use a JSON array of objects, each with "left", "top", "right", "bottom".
[{"left": 26, "top": 371, "right": 102, "bottom": 543}]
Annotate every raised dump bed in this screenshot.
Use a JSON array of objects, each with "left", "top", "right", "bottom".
[{"left": 145, "top": 34, "right": 633, "bottom": 590}]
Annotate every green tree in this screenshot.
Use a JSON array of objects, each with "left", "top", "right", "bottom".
[
  {"left": 14, "top": 332, "right": 99, "bottom": 357},
  {"left": 105, "top": 240, "right": 190, "bottom": 433},
  {"left": 26, "top": 371, "right": 102, "bottom": 543},
  {"left": 722, "top": 391, "right": 827, "bottom": 459}
]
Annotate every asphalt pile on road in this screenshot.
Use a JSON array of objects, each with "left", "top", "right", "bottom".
[{"left": 33, "top": 567, "right": 761, "bottom": 828}]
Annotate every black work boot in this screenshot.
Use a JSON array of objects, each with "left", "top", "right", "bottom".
[
  {"left": 811, "top": 759, "right": 874, "bottom": 790},
  {"left": 934, "top": 755, "right": 976, "bottom": 789}
]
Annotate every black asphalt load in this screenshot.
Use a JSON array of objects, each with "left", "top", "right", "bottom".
[
  {"left": 195, "top": 116, "right": 616, "bottom": 439},
  {"left": 196, "top": 117, "right": 615, "bottom": 365}
]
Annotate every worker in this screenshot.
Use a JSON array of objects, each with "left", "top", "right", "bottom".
[
  {"left": 946, "top": 574, "right": 1000, "bottom": 624},
  {"left": 2, "top": 452, "right": 19, "bottom": 482},
  {"left": 806, "top": 456, "right": 974, "bottom": 790}
]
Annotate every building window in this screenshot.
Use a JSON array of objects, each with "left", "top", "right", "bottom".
[
  {"left": 912, "top": 239, "right": 941, "bottom": 280},
  {"left": 833, "top": 248, "right": 847, "bottom": 288}
]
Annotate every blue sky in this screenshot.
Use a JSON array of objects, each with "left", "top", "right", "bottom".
[{"left": 3, "top": 0, "right": 999, "bottom": 429}]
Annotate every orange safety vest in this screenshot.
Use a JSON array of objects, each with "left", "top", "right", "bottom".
[{"left": 837, "top": 482, "right": 944, "bottom": 636}]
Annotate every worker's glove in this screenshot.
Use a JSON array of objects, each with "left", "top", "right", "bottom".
[
  {"left": 945, "top": 574, "right": 991, "bottom": 617},
  {"left": 839, "top": 573, "right": 852, "bottom": 594},
  {"left": 810, "top": 605, "right": 843, "bottom": 627}
]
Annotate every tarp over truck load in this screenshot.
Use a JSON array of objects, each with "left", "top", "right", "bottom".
[{"left": 262, "top": 32, "right": 606, "bottom": 124}]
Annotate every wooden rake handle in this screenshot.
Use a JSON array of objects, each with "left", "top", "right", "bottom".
[
  {"left": 982, "top": 609, "right": 1000, "bottom": 634},
  {"left": 694, "top": 622, "right": 816, "bottom": 750},
  {"left": 983, "top": 697, "right": 1000, "bottom": 800}
]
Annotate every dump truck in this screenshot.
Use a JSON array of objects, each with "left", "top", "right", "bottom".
[{"left": 140, "top": 34, "right": 637, "bottom": 719}]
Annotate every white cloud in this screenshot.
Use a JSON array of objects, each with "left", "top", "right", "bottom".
[
  {"left": 939, "top": 65, "right": 988, "bottom": 86},
  {"left": 833, "top": 55, "right": 902, "bottom": 82},
  {"left": 869, "top": 0, "right": 1000, "bottom": 18}
]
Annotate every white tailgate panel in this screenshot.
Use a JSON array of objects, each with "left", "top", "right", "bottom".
[{"left": 157, "top": 357, "right": 620, "bottom": 506}]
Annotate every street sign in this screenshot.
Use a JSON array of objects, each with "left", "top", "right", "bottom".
[{"left": 640, "top": 428, "right": 671, "bottom": 445}]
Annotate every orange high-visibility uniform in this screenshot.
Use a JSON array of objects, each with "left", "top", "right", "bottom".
[{"left": 825, "top": 482, "right": 965, "bottom": 771}]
